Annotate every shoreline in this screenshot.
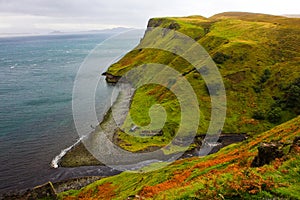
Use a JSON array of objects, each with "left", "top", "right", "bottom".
[
  {"left": 1, "top": 133, "right": 247, "bottom": 198},
  {"left": 3, "top": 80, "right": 247, "bottom": 198},
  {"left": 54, "top": 79, "right": 248, "bottom": 168},
  {"left": 0, "top": 176, "right": 104, "bottom": 199},
  {"left": 55, "top": 84, "right": 134, "bottom": 168}
]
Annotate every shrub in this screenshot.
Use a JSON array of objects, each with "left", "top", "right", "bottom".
[
  {"left": 285, "top": 78, "right": 300, "bottom": 114},
  {"left": 253, "top": 86, "right": 262, "bottom": 93},
  {"left": 252, "top": 110, "right": 265, "bottom": 120},
  {"left": 213, "top": 52, "right": 231, "bottom": 64},
  {"left": 267, "top": 107, "right": 282, "bottom": 123},
  {"left": 260, "top": 69, "right": 271, "bottom": 83},
  {"left": 168, "top": 22, "right": 180, "bottom": 30}
]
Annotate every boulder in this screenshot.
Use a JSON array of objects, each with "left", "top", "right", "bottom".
[
  {"left": 102, "top": 72, "right": 121, "bottom": 84},
  {"left": 289, "top": 136, "right": 300, "bottom": 153},
  {"left": 3, "top": 182, "right": 57, "bottom": 200},
  {"left": 251, "top": 142, "right": 284, "bottom": 167}
]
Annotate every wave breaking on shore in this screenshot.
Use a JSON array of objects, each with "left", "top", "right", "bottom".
[{"left": 51, "top": 135, "right": 87, "bottom": 168}]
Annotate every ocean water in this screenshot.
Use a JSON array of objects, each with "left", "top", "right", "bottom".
[{"left": 0, "top": 31, "right": 143, "bottom": 193}]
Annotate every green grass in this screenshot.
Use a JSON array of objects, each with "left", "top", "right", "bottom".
[
  {"left": 57, "top": 12, "right": 300, "bottom": 199},
  {"left": 104, "top": 12, "right": 300, "bottom": 151},
  {"left": 59, "top": 115, "right": 300, "bottom": 199}
]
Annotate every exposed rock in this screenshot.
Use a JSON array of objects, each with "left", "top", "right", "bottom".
[
  {"left": 102, "top": 72, "right": 121, "bottom": 84},
  {"left": 168, "top": 22, "right": 180, "bottom": 30},
  {"left": 251, "top": 142, "right": 284, "bottom": 167},
  {"left": 30, "top": 182, "right": 56, "bottom": 199},
  {"left": 2, "top": 182, "right": 57, "bottom": 200},
  {"left": 181, "top": 134, "right": 247, "bottom": 158},
  {"left": 289, "top": 136, "right": 300, "bottom": 153},
  {"left": 1, "top": 177, "right": 105, "bottom": 200},
  {"left": 59, "top": 142, "right": 104, "bottom": 167},
  {"left": 53, "top": 176, "right": 103, "bottom": 193},
  {"left": 147, "top": 18, "right": 180, "bottom": 30},
  {"left": 147, "top": 18, "right": 164, "bottom": 28}
]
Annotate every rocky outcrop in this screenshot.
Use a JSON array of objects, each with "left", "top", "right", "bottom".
[
  {"left": 2, "top": 182, "right": 57, "bottom": 200},
  {"left": 290, "top": 136, "right": 300, "bottom": 153},
  {"left": 102, "top": 72, "right": 121, "bottom": 84},
  {"left": 147, "top": 18, "right": 180, "bottom": 30},
  {"left": 1, "top": 177, "right": 105, "bottom": 200},
  {"left": 52, "top": 176, "right": 103, "bottom": 193},
  {"left": 251, "top": 142, "right": 284, "bottom": 167},
  {"left": 59, "top": 142, "right": 104, "bottom": 167}
]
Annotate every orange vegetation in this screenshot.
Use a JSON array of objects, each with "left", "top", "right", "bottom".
[
  {"left": 62, "top": 116, "right": 299, "bottom": 199},
  {"left": 140, "top": 170, "right": 191, "bottom": 198},
  {"left": 64, "top": 182, "right": 117, "bottom": 200},
  {"left": 138, "top": 118, "right": 300, "bottom": 198}
]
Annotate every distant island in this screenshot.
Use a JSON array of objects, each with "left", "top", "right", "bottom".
[
  {"left": 48, "top": 27, "right": 133, "bottom": 35},
  {"left": 0, "top": 27, "right": 133, "bottom": 38}
]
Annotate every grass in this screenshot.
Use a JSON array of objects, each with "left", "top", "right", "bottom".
[
  {"left": 104, "top": 12, "right": 300, "bottom": 151},
  {"left": 57, "top": 12, "right": 300, "bottom": 199},
  {"left": 59, "top": 115, "right": 300, "bottom": 199}
]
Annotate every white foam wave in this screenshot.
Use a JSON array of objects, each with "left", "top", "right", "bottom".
[{"left": 51, "top": 135, "right": 87, "bottom": 169}]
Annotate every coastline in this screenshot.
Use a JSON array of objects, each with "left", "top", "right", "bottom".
[
  {"left": 54, "top": 77, "right": 248, "bottom": 168},
  {"left": 54, "top": 83, "right": 134, "bottom": 168},
  {"left": 2, "top": 12, "right": 300, "bottom": 199},
  {"left": 14, "top": 77, "right": 248, "bottom": 199},
  {"left": 0, "top": 176, "right": 104, "bottom": 199},
  {"left": 2, "top": 95, "right": 247, "bottom": 199}
]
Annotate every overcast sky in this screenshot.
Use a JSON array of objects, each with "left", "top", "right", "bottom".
[{"left": 0, "top": 0, "right": 299, "bottom": 34}]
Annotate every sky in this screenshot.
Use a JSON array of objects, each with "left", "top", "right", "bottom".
[{"left": 0, "top": 0, "right": 299, "bottom": 34}]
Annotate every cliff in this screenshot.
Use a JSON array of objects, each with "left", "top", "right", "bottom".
[
  {"left": 103, "top": 12, "right": 300, "bottom": 152},
  {"left": 13, "top": 12, "right": 300, "bottom": 200},
  {"left": 60, "top": 115, "right": 300, "bottom": 199}
]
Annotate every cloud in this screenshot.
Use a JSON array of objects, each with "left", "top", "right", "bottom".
[
  {"left": 0, "top": 23, "right": 11, "bottom": 29},
  {"left": 0, "top": 0, "right": 298, "bottom": 33},
  {"left": 34, "top": 23, "right": 121, "bottom": 31}
]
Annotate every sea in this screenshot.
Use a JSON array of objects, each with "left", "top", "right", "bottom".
[{"left": 0, "top": 30, "right": 144, "bottom": 194}]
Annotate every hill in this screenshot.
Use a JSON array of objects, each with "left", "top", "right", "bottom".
[
  {"left": 10, "top": 12, "right": 300, "bottom": 200},
  {"left": 102, "top": 12, "right": 300, "bottom": 152},
  {"left": 59, "top": 115, "right": 300, "bottom": 199}
]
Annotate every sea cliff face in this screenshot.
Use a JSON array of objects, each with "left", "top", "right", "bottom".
[
  {"left": 7, "top": 12, "right": 300, "bottom": 200},
  {"left": 103, "top": 12, "right": 300, "bottom": 152},
  {"left": 59, "top": 12, "right": 300, "bottom": 199},
  {"left": 62, "top": 12, "right": 300, "bottom": 167},
  {"left": 102, "top": 72, "right": 121, "bottom": 84}
]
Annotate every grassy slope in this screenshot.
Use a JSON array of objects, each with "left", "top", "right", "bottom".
[
  {"left": 58, "top": 13, "right": 300, "bottom": 199},
  {"left": 105, "top": 12, "right": 300, "bottom": 152},
  {"left": 59, "top": 115, "right": 300, "bottom": 200}
]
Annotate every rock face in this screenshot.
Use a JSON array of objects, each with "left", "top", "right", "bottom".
[
  {"left": 59, "top": 142, "right": 104, "bottom": 167},
  {"left": 2, "top": 182, "right": 57, "bottom": 200},
  {"left": 251, "top": 142, "right": 284, "bottom": 167},
  {"left": 102, "top": 72, "right": 121, "bottom": 84},
  {"left": 290, "top": 136, "right": 300, "bottom": 153},
  {"left": 53, "top": 176, "right": 103, "bottom": 193},
  {"left": 30, "top": 182, "right": 56, "bottom": 199}
]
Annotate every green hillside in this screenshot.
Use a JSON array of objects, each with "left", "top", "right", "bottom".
[
  {"left": 59, "top": 115, "right": 300, "bottom": 199},
  {"left": 104, "top": 12, "right": 300, "bottom": 152},
  {"left": 57, "top": 12, "right": 300, "bottom": 200}
]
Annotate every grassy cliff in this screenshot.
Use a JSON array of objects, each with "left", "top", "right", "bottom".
[
  {"left": 59, "top": 115, "right": 300, "bottom": 199},
  {"left": 58, "top": 12, "right": 300, "bottom": 199},
  {"left": 104, "top": 12, "right": 300, "bottom": 152}
]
